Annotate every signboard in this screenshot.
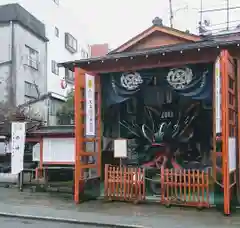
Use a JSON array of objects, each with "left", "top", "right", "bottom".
[
  {"left": 85, "top": 73, "right": 96, "bottom": 136},
  {"left": 11, "top": 122, "right": 26, "bottom": 174},
  {"left": 114, "top": 139, "right": 127, "bottom": 158},
  {"left": 215, "top": 57, "right": 221, "bottom": 134},
  {"left": 228, "top": 138, "right": 236, "bottom": 172}
]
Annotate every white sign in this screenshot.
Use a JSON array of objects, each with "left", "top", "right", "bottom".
[
  {"left": 215, "top": 57, "right": 221, "bottom": 134},
  {"left": 42, "top": 138, "right": 75, "bottom": 163},
  {"left": 114, "top": 139, "right": 127, "bottom": 158},
  {"left": 228, "top": 137, "right": 236, "bottom": 172},
  {"left": 85, "top": 73, "right": 96, "bottom": 136},
  {"left": 11, "top": 122, "right": 26, "bottom": 174}
]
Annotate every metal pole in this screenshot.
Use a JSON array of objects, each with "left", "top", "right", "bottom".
[
  {"left": 227, "top": 0, "right": 230, "bottom": 30},
  {"left": 169, "top": 0, "right": 173, "bottom": 28},
  {"left": 200, "top": 0, "right": 203, "bottom": 24}
]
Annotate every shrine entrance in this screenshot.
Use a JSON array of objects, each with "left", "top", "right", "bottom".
[{"left": 60, "top": 39, "right": 240, "bottom": 215}]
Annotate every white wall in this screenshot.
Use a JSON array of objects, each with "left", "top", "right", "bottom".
[{"left": 1, "top": 0, "right": 89, "bottom": 97}]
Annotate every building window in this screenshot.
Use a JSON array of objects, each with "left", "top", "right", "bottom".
[
  {"left": 51, "top": 60, "right": 59, "bottom": 75},
  {"left": 65, "top": 68, "right": 74, "bottom": 83},
  {"left": 81, "top": 49, "right": 88, "bottom": 59},
  {"left": 24, "top": 81, "right": 39, "bottom": 100},
  {"left": 25, "top": 45, "right": 39, "bottom": 70},
  {"left": 65, "top": 33, "right": 77, "bottom": 53},
  {"left": 53, "top": 0, "right": 59, "bottom": 5},
  {"left": 55, "top": 27, "right": 59, "bottom": 37}
]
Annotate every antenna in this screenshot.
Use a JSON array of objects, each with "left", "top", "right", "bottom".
[{"left": 169, "top": 0, "right": 173, "bottom": 28}]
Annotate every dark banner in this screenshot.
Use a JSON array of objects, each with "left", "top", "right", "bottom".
[
  {"left": 101, "top": 71, "right": 153, "bottom": 108},
  {"left": 101, "top": 63, "right": 213, "bottom": 108},
  {"left": 165, "top": 64, "right": 213, "bottom": 102}
]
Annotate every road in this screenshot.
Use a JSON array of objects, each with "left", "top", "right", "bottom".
[{"left": 0, "top": 216, "right": 102, "bottom": 228}]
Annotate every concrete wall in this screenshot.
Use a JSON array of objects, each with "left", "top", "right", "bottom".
[
  {"left": 0, "top": 22, "right": 47, "bottom": 122},
  {"left": 0, "top": 24, "right": 12, "bottom": 103},
  {"left": 22, "top": 98, "right": 48, "bottom": 123},
  {"left": 90, "top": 43, "right": 109, "bottom": 57},
  {"left": 14, "top": 23, "right": 47, "bottom": 106},
  {"left": 22, "top": 96, "right": 64, "bottom": 125}
]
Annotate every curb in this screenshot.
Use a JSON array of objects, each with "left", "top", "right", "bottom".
[{"left": 0, "top": 212, "right": 145, "bottom": 228}]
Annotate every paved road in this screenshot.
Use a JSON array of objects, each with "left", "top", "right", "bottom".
[
  {"left": 0, "top": 188, "right": 240, "bottom": 227},
  {"left": 0, "top": 216, "right": 101, "bottom": 228}
]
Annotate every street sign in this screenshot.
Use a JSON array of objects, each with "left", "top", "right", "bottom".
[{"left": 11, "top": 122, "right": 26, "bottom": 174}]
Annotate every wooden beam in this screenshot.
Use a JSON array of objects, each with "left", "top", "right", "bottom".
[{"left": 81, "top": 49, "right": 218, "bottom": 74}]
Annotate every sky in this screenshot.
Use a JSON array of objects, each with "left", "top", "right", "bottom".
[{"left": 67, "top": 0, "right": 240, "bottom": 49}]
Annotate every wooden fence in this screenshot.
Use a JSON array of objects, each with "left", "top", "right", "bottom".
[
  {"left": 104, "top": 164, "right": 210, "bottom": 208},
  {"left": 104, "top": 164, "right": 145, "bottom": 203},
  {"left": 160, "top": 168, "right": 210, "bottom": 208}
]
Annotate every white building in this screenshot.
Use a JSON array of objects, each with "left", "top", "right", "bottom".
[{"left": 1, "top": 0, "right": 90, "bottom": 97}]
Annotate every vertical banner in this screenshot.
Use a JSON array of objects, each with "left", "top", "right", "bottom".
[
  {"left": 85, "top": 73, "right": 96, "bottom": 136},
  {"left": 11, "top": 122, "right": 26, "bottom": 174},
  {"left": 215, "top": 57, "right": 221, "bottom": 135}
]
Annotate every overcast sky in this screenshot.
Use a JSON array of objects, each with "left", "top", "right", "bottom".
[{"left": 66, "top": 0, "right": 240, "bottom": 49}]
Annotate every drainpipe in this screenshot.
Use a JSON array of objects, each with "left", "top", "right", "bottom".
[{"left": 9, "top": 21, "right": 16, "bottom": 107}]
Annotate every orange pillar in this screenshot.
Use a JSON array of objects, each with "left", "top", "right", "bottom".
[
  {"left": 74, "top": 67, "right": 81, "bottom": 203},
  {"left": 220, "top": 50, "right": 230, "bottom": 215},
  {"left": 96, "top": 75, "right": 102, "bottom": 177}
]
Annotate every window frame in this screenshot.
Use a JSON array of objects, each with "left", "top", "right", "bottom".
[
  {"left": 24, "top": 81, "right": 39, "bottom": 100},
  {"left": 51, "top": 60, "right": 59, "bottom": 75},
  {"left": 25, "top": 45, "right": 39, "bottom": 70},
  {"left": 55, "top": 26, "right": 59, "bottom": 37},
  {"left": 65, "top": 33, "right": 78, "bottom": 53},
  {"left": 65, "top": 68, "right": 74, "bottom": 84}
]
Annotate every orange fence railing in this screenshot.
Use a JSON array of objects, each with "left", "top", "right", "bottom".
[
  {"left": 160, "top": 168, "right": 210, "bottom": 208},
  {"left": 104, "top": 165, "right": 210, "bottom": 208},
  {"left": 104, "top": 164, "right": 145, "bottom": 203}
]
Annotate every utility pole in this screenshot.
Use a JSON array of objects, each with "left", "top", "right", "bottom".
[
  {"left": 226, "top": 0, "right": 230, "bottom": 30},
  {"left": 169, "top": 0, "right": 173, "bottom": 28},
  {"left": 200, "top": 0, "right": 203, "bottom": 24}
]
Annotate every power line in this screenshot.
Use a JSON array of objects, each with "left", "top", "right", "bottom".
[
  {"left": 209, "top": 19, "right": 240, "bottom": 27},
  {"left": 200, "top": 5, "right": 240, "bottom": 13}
]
